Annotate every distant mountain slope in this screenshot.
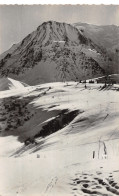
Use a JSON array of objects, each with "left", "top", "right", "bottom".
[
  {"left": 0, "top": 21, "right": 111, "bottom": 85},
  {"left": 74, "top": 22, "right": 119, "bottom": 73},
  {"left": 0, "top": 43, "right": 20, "bottom": 61}
]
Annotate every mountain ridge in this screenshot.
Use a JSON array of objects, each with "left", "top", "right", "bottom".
[{"left": 74, "top": 22, "right": 119, "bottom": 73}]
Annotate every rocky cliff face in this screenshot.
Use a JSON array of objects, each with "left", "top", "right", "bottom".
[{"left": 0, "top": 21, "right": 110, "bottom": 85}]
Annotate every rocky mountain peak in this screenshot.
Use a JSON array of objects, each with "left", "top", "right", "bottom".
[{"left": 0, "top": 21, "right": 111, "bottom": 85}]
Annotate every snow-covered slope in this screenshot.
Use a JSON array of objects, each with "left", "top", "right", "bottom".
[
  {"left": 0, "top": 78, "right": 119, "bottom": 196},
  {"left": 0, "top": 77, "right": 28, "bottom": 91},
  {"left": 0, "top": 21, "right": 110, "bottom": 85}
]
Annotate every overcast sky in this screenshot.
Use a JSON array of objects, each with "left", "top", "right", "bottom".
[{"left": 0, "top": 5, "right": 119, "bottom": 54}]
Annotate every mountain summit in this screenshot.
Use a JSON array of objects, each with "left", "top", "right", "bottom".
[{"left": 0, "top": 21, "right": 110, "bottom": 85}]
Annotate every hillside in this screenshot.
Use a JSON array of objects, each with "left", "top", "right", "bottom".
[
  {"left": 0, "top": 21, "right": 111, "bottom": 86},
  {"left": 74, "top": 22, "right": 119, "bottom": 73},
  {"left": 0, "top": 78, "right": 119, "bottom": 195}
]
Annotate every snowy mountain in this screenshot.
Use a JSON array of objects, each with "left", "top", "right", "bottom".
[
  {"left": 74, "top": 22, "right": 119, "bottom": 73},
  {"left": 0, "top": 21, "right": 119, "bottom": 196},
  {"left": 0, "top": 21, "right": 111, "bottom": 86}
]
